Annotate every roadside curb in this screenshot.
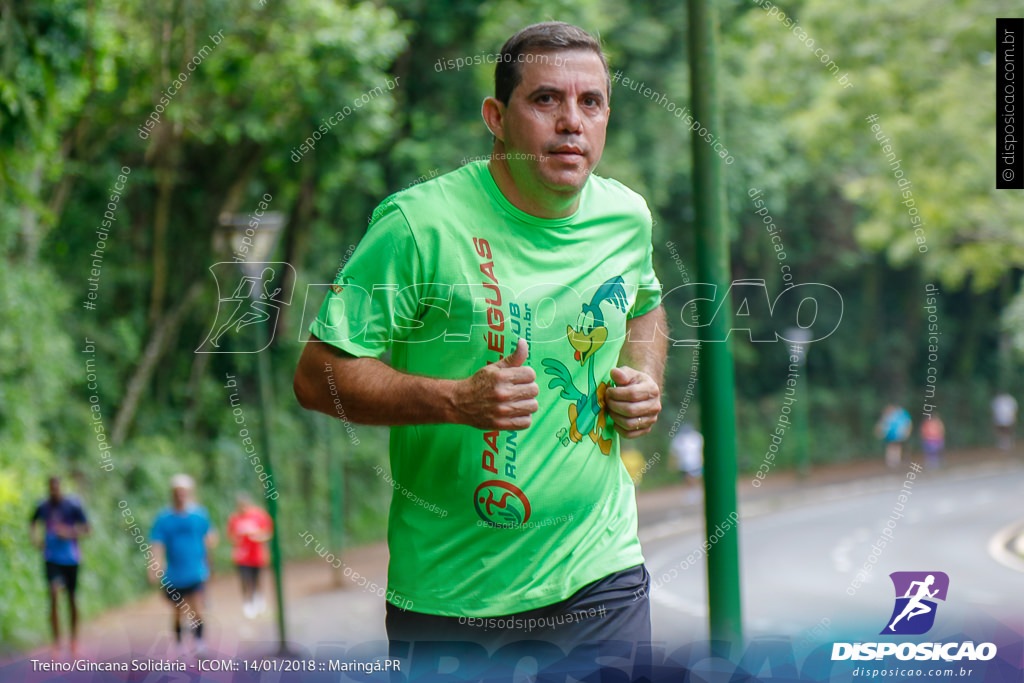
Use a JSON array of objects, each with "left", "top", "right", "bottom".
[{"left": 987, "top": 520, "right": 1024, "bottom": 574}]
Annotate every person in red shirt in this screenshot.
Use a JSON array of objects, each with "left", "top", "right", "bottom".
[
  {"left": 921, "top": 414, "right": 946, "bottom": 470},
  {"left": 226, "top": 494, "right": 273, "bottom": 618}
]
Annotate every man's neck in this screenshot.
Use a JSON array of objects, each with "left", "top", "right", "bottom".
[{"left": 487, "top": 146, "right": 580, "bottom": 219}]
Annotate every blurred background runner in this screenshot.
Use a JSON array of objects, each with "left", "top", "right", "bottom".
[
  {"left": 876, "top": 405, "right": 912, "bottom": 468},
  {"left": 992, "top": 392, "right": 1018, "bottom": 450},
  {"left": 29, "top": 477, "right": 90, "bottom": 659},
  {"left": 226, "top": 493, "right": 273, "bottom": 618},
  {"left": 148, "top": 474, "right": 217, "bottom": 658},
  {"left": 921, "top": 414, "right": 946, "bottom": 470}
]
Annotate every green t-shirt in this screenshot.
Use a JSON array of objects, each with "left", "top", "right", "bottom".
[{"left": 310, "top": 160, "right": 662, "bottom": 616}]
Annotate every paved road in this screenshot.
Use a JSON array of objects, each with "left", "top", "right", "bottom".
[
  {"left": 13, "top": 456, "right": 1023, "bottom": 664},
  {"left": 644, "top": 460, "right": 1024, "bottom": 648}
]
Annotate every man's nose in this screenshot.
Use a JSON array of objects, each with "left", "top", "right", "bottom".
[{"left": 557, "top": 101, "right": 583, "bottom": 134}]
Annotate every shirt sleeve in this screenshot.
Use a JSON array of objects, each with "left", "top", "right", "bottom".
[
  {"left": 309, "top": 199, "right": 424, "bottom": 358},
  {"left": 149, "top": 515, "right": 165, "bottom": 544},
  {"left": 199, "top": 508, "right": 212, "bottom": 537},
  {"left": 629, "top": 207, "right": 663, "bottom": 319},
  {"left": 30, "top": 503, "right": 43, "bottom": 524},
  {"left": 71, "top": 501, "right": 87, "bottom": 525}
]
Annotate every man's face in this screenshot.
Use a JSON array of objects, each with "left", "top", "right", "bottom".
[
  {"left": 48, "top": 478, "right": 60, "bottom": 500},
  {"left": 497, "top": 49, "right": 609, "bottom": 197},
  {"left": 172, "top": 486, "right": 189, "bottom": 507}
]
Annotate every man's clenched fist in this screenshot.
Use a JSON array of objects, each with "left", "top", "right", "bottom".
[{"left": 606, "top": 365, "right": 662, "bottom": 438}]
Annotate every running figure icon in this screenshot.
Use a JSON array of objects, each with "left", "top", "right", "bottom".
[
  {"left": 479, "top": 490, "right": 521, "bottom": 525},
  {"left": 887, "top": 574, "right": 938, "bottom": 632},
  {"left": 881, "top": 571, "right": 949, "bottom": 635}
]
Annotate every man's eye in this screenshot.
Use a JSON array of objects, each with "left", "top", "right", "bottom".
[
  {"left": 537, "top": 94, "right": 554, "bottom": 104},
  {"left": 584, "top": 97, "right": 597, "bottom": 106}
]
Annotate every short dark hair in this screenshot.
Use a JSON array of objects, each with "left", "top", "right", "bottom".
[{"left": 494, "top": 22, "right": 610, "bottom": 105}]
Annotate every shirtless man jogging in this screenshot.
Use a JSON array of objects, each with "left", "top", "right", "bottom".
[{"left": 294, "top": 21, "right": 668, "bottom": 666}]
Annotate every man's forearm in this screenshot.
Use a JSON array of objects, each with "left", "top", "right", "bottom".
[
  {"left": 294, "top": 337, "right": 461, "bottom": 426},
  {"left": 150, "top": 545, "right": 166, "bottom": 577},
  {"left": 620, "top": 305, "right": 668, "bottom": 387}
]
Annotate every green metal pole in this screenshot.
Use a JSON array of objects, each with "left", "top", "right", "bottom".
[
  {"left": 796, "top": 360, "right": 810, "bottom": 478},
  {"left": 688, "top": 0, "right": 743, "bottom": 648},
  {"left": 329, "top": 421, "right": 345, "bottom": 585},
  {"left": 255, "top": 317, "right": 289, "bottom": 655}
]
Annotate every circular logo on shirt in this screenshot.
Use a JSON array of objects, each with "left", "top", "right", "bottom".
[{"left": 474, "top": 480, "right": 531, "bottom": 528}]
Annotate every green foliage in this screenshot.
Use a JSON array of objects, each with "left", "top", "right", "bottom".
[
  {"left": 1, "top": 0, "right": 1021, "bottom": 652},
  {"left": 1003, "top": 288, "right": 1024, "bottom": 363}
]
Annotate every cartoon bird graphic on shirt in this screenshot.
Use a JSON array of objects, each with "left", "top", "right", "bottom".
[{"left": 542, "top": 276, "right": 628, "bottom": 455}]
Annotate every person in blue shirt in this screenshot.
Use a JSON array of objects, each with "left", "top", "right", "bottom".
[
  {"left": 30, "top": 477, "right": 90, "bottom": 658},
  {"left": 149, "top": 474, "right": 218, "bottom": 657},
  {"left": 876, "top": 404, "right": 913, "bottom": 468}
]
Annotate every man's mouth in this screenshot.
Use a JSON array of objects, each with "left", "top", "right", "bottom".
[{"left": 550, "top": 145, "right": 585, "bottom": 160}]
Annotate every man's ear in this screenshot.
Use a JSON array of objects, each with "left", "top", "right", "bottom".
[{"left": 481, "top": 97, "right": 506, "bottom": 141}]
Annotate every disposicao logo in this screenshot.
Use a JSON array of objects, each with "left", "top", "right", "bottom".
[
  {"left": 832, "top": 571, "right": 997, "bottom": 662},
  {"left": 882, "top": 571, "right": 948, "bottom": 635}
]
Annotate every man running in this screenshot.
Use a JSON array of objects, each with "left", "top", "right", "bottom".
[
  {"left": 149, "top": 474, "right": 217, "bottom": 657},
  {"left": 294, "top": 21, "right": 667, "bottom": 668},
  {"left": 992, "top": 391, "right": 1018, "bottom": 450},
  {"left": 876, "top": 404, "right": 912, "bottom": 467},
  {"left": 30, "top": 477, "right": 90, "bottom": 658}
]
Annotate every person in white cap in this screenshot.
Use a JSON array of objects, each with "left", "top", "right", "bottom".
[
  {"left": 149, "top": 474, "right": 217, "bottom": 657},
  {"left": 992, "top": 392, "right": 1018, "bottom": 450}
]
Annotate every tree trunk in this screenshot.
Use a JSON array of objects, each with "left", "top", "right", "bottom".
[
  {"left": 147, "top": 164, "right": 175, "bottom": 325},
  {"left": 112, "top": 280, "right": 203, "bottom": 445},
  {"left": 183, "top": 350, "right": 211, "bottom": 435}
]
